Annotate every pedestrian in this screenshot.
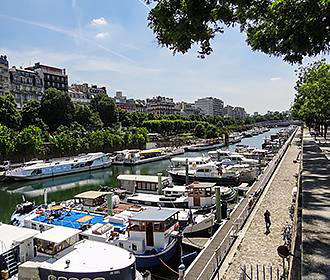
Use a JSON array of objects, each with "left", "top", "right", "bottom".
[{"left": 264, "top": 209, "right": 271, "bottom": 234}]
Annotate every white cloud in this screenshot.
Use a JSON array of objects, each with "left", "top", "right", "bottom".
[
  {"left": 270, "top": 77, "right": 281, "bottom": 81},
  {"left": 91, "top": 17, "right": 108, "bottom": 26},
  {"left": 95, "top": 32, "right": 109, "bottom": 39}
]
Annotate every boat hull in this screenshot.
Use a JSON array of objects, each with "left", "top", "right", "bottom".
[
  {"left": 6, "top": 163, "right": 111, "bottom": 181},
  {"left": 168, "top": 171, "right": 240, "bottom": 186},
  {"left": 183, "top": 215, "right": 215, "bottom": 237},
  {"left": 135, "top": 238, "right": 178, "bottom": 269}
]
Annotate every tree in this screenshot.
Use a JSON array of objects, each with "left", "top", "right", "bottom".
[
  {"left": 0, "top": 125, "right": 16, "bottom": 157},
  {"left": 16, "top": 125, "right": 45, "bottom": 156},
  {"left": 74, "top": 104, "right": 103, "bottom": 130},
  {"left": 194, "top": 123, "right": 205, "bottom": 138},
  {"left": 291, "top": 60, "right": 330, "bottom": 137},
  {"left": 21, "top": 100, "right": 48, "bottom": 129},
  {"left": 0, "top": 94, "right": 21, "bottom": 129},
  {"left": 145, "top": 0, "right": 329, "bottom": 63},
  {"left": 90, "top": 93, "right": 117, "bottom": 127},
  {"left": 40, "top": 88, "right": 75, "bottom": 131}
]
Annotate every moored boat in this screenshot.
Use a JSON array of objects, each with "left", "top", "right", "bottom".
[{"left": 5, "top": 152, "right": 111, "bottom": 181}]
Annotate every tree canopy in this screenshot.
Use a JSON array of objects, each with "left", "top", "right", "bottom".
[
  {"left": 0, "top": 94, "right": 21, "bottom": 129},
  {"left": 40, "top": 88, "right": 75, "bottom": 131},
  {"left": 90, "top": 93, "right": 117, "bottom": 127},
  {"left": 145, "top": 0, "right": 329, "bottom": 63},
  {"left": 291, "top": 59, "right": 330, "bottom": 136}
]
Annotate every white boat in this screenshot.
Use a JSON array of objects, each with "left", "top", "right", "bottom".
[
  {"left": 186, "top": 141, "right": 224, "bottom": 152},
  {"left": 5, "top": 152, "right": 111, "bottom": 181},
  {"left": 169, "top": 156, "right": 212, "bottom": 171},
  {"left": 124, "top": 149, "right": 170, "bottom": 165},
  {"left": 168, "top": 163, "right": 241, "bottom": 186},
  {"left": 222, "top": 164, "right": 258, "bottom": 183}
]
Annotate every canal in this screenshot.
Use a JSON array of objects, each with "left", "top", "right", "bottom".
[{"left": 0, "top": 128, "right": 281, "bottom": 223}]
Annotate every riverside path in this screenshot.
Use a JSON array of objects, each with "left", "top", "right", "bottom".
[
  {"left": 302, "top": 129, "right": 330, "bottom": 280},
  {"left": 219, "top": 129, "right": 301, "bottom": 279}
]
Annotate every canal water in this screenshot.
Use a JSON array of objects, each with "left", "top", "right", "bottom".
[{"left": 0, "top": 128, "right": 282, "bottom": 223}]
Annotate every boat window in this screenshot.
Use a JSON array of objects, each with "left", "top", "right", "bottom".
[
  {"left": 68, "top": 278, "right": 79, "bottom": 280},
  {"left": 31, "top": 169, "right": 42, "bottom": 175},
  {"left": 132, "top": 244, "right": 137, "bottom": 251},
  {"left": 48, "top": 276, "right": 57, "bottom": 280},
  {"left": 146, "top": 183, "right": 151, "bottom": 190},
  {"left": 58, "top": 277, "right": 67, "bottom": 280},
  {"left": 86, "top": 161, "right": 93, "bottom": 166},
  {"left": 153, "top": 222, "right": 162, "bottom": 232}
]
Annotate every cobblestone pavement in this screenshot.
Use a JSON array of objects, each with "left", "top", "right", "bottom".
[
  {"left": 222, "top": 132, "right": 300, "bottom": 279},
  {"left": 302, "top": 130, "right": 330, "bottom": 280}
]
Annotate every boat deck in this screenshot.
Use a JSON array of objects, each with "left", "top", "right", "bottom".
[{"left": 32, "top": 210, "right": 126, "bottom": 231}]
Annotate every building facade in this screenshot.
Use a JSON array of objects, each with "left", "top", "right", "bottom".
[
  {"left": 176, "top": 102, "right": 202, "bottom": 115},
  {"left": 223, "top": 105, "right": 234, "bottom": 117},
  {"left": 25, "top": 63, "right": 68, "bottom": 92},
  {"left": 232, "top": 106, "right": 247, "bottom": 119},
  {"left": 0, "top": 55, "right": 10, "bottom": 96},
  {"left": 9, "top": 67, "right": 43, "bottom": 108},
  {"left": 195, "top": 97, "right": 224, "bottom": 116},
  {"left": 146, "top": 96, "right": 179, "bottom": 115}
]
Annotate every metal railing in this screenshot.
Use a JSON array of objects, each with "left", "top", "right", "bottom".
[{"left": 240, "top": 264, "right": 283, "bottom": 280}]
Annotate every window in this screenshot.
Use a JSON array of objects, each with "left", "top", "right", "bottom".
[{"left": 132, "top": 244, "right": 137, "bottom": 251}]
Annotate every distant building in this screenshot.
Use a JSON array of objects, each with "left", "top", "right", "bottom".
[
  {"left": 113, "top": 91, "right": 147, "bottom": 113},
  {"left": 233, "top": 106, "right": 248, "bottom": 119},
  {"left": 9, "top": 67, "right": 43, "bottom": 108},
  {"left": 223, "top": 105, "right": 234, "bottom": 118},
  {"left": 146, "top": 96, "right": 179, "bottom": 115},
  {"left": 254, "top": 112, "right": 259, "bottom": 116},
  {"left": 71, "top": 83, "right": 107, "bottom": 95},
  {"left": 25, "top": 62, "right": 68, "bottom": 92},
  {"left": 194, "top": 97, "right": 224, "bottom": 116},
  {"left": 0, "top": 55, "right": 10, "bottom": 96},
  {"left": 176, "top": 102, "right": 201, "bottom": 115}
]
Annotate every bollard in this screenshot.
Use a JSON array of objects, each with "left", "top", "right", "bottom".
[
  {"left": 44, "top": 189, "right": 48, "bottom": 206},
  {"left": 107, "top": 192, "right": 113, "bottom": 216},
  {"left": 185, "top": 158, "right": 189, "bottom": 185},
  {"left": 157, "top": 173, "right": 163, "bottom": 195},
  {"left": 178, "top": 263, "right": 185, "bottom": 280},
  {"left": 215, "top": 186, "right": 222, "bottom": 223}
]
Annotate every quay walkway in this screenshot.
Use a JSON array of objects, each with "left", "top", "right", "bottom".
[
  {"left": 302, "top": 130, "right": 330, "bottom": 280},
  {"left": 184, "top": 129, "right": 297, "bottom": 280}
]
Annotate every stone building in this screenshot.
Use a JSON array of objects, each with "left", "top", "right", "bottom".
[
  {"left": 25, "top": 62, "right": 68, "bottom": 92},
  {"left": 195, "top": 97, "right": 224, "bottom": 116},
  {"left": 0, "top": 55, "right": 10, "bottom": 96},
  {"left": 146, "top": 96, "right": 179, "bottom": 115},
  {"left": 9, "top": 67, "right": 43, "bottom": 108}
]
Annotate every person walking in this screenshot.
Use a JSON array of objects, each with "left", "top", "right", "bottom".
[{"left": 264, "top": 209, "right": 271, "bottom": 234}]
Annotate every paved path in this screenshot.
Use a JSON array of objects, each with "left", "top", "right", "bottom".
[
  {"left": 302, "top": 130, "right": 330, "bottom": 280},
  {"left": 221, "top": 131, "right": 300, "bottom": 279}
]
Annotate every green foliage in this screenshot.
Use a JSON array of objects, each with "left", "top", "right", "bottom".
[
  {"left": 90, "top": 93, "right": 117, "bottom": 127},
  {"left": 74, "top": 104, "right": 103, "bottom": 130},
  {"left": 145, "top": 0, "right": 329, "bottom": 63},
  {"left": 0, "top": 124, "right": 16, "bottom": 157},
  {"left": 0, "top": 94, "right": 21, "bottom": 129},
  {"left": 88, "top": 130, "right": 105, "bottom": 150},
  {"left": 21, "top": 100, "right": 48, "bottom": 130},
  {"left": 15, "top": 125, "right": 45, "bottom": 156},
  {"left": 291, "top": 60, "right": 330, "bottom": 128},
  {"left": 40, "top": 88, "right": 75, "bottom": 131},
  {"left": 205, "top": 124, "right": 219, "bottom": 139},
  {"left": 194, "top": 123, "right": 205, "bottom": 138}
]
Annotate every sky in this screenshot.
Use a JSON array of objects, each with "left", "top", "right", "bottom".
[{"left": 0, "top": 0, "right": 324, "bottom": 114}]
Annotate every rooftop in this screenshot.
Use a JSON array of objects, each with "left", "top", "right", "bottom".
[
  {"left": 117, "top": 174, "right": 170, "bottom": 183},
  {"left": 0, "top": 223, "right": 39, "bottom": 254},
  {"left": 74, "top": 190, "right": 111, "bottom": 200},
  {"left": 39, "top": 239, "right": 135, "bottom": 272},
  {"left": 129, "top": 208, "right": 179, "bottom": 222},
  {"left": 35, "top": 227, "right": 81, "bottom": 244}
]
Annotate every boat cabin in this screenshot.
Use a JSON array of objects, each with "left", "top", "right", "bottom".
[
  {"left": 0, "top": 223, "right": 38, "bottom": 278},
  {"left": 117, "top": 174, "right": 171, "bottom": 194},
  {"left": 187, "top": 182, "right": 216, "bottom": 208},
  {"left": 34, "top": 227, "right": 80, "bottom": 256},
  {"left": 208, "top": 150, "right": 231, "bottom": 161},
  {"left": 170, "top": 157, "right": 211, "bottom": 170},
  {"left": 73, "top": 191, "right": 111, "bottom": 207},
  {"left": 124, "top": 208, "right": 179, "bottom": 254}
]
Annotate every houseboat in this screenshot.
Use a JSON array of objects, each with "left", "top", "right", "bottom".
[
  {"left": 186, "top": 141, "right": 224, "bottom": 152},
  {"left": 169, "top": 156, "right": 212, "bottom": 171},
  {"left": 168, "top": 163, "right": 240, "bottom": 186},
  {"left": 5, "top": 152, "right": 112, "bottom": 181}
]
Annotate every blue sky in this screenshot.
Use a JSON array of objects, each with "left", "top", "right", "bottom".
[{"left": 0, "top": 0, "right": 323, "bottom": 114}]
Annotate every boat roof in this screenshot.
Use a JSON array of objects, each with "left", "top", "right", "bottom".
[
  {"left": 35, "top": 227, "right": 81, "bottom": 244},
  {"left": 163, "top": 185, "right": 187, "bottom": 192},
  {"left": 171, "top": 156, "right": 209, "bottom": 163},
  {"left": 139, "top": 149, "right": 162, "bottom": 154},
  {"left": 0, "top": 223, "right": 39, "bottom": 254},
  {"left": 127, "top": 193, "right": 187, "bottom": 203},
  {"left": 129, "top": 208, "right": 179, "bottom": 222},
  {"left": 117, "top": 174, "right": 169, "bottom": 183},
  {"left": 74, "top": 190, "right": 111, "bottom": 200},
  {"left": 36, "top": 239, "right": 135, "bottom": 272},
  {"left": 188, "top": 182, "right": 217, "bottom": 189}
]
